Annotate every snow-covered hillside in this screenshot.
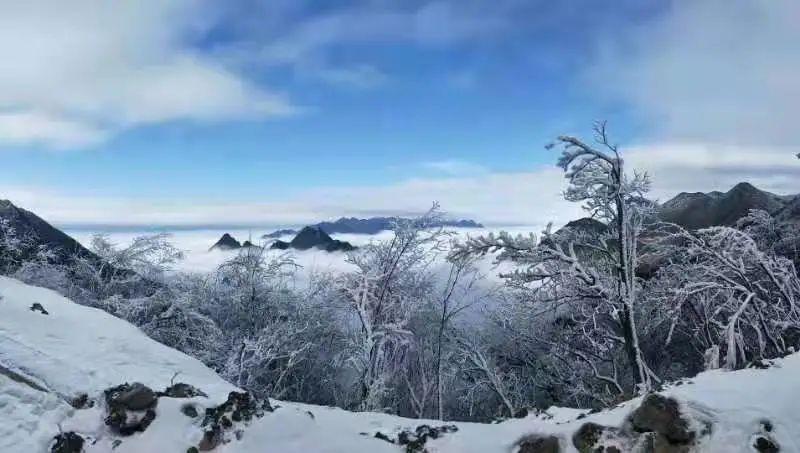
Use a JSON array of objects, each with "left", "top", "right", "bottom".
[{"left": 1, "top": 276, "right": 797, "bottom": 452}]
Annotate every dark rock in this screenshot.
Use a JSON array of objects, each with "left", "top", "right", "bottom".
[
  {"left": 105, "top": 382, "right": 157, "bottom": 411},
  {"left": 194, "top": 390, "right": 271, "bottom": 450},
  {"left": 198, "top": 426, "right": 222, "bottom": 451},
  {"left": 140, "top": 409, "right": 156, "bottom": 430},
  {"left": 516, "top": 434, "right": 561, "bottom": 453},
  {"left": 572, "top": 422, "right": 612, "bottom": 452},
  {"left": 761, "top": 419, "right": 774, "bottom": 433},
  {"left": 637, "top": 432, "right": 691, "bottom": 453},
  {"left": 629, "top": 394, "right": 693, "bottom": 443},
  {"left": 186, "top": 448, "right": 199, "bottom": 453},
  {"left": 182, "top": 403, "right": 199, "bottom": 418},
  {"left": 70, "top": 393, "right": 93, "bottom": 409},
  {"left": 374, "top": 432, "right": 394, "bottom": 443},
  {"left": 51, "top": 432, "right": 84, "bottom": 453},
  {"left": 103, "top": 383, "right": 159, "bottom": 435},
  {"left": 209, "top": 233, "right": 242, "bottom": 251},
  {"left": 30, "top": 302, "right": 49, "bottom": 315},
  {"left": 392, "top": 424, "right": 458, "bottom": 453},
  {"left": 160, "top": 382, "right": 208, "bottom": 399},
  {"left": 754, "top": 435, "right": 780, "bottom": 453}
]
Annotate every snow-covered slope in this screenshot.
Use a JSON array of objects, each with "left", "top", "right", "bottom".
[{"left": 1, "top": 275, "right": 798, "bottom": 452}]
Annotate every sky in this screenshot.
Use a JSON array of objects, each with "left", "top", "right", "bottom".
[{"left": 1, "top": 0, "right": 799, "bottom": 228}]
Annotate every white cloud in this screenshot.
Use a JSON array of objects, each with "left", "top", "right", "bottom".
[
  {"left": 420, "top": 159, "right": 488, "bottom": 176},
  {"left": 0, "top": 111, "right": 108, "bottom": 148},
  {"left": 0, "top": 0, "right": 296, "bottom": 149},
  {"left": 590, "top": 0, "right": 800, "bottom": 148},
  {"left": 624, "top": 143, "right": 800, "bottom": 201},
  {"left": 9, "top": 143, "right": 796, "bottom": 230},
  {"left": 1, "top": 167, "right": 584, "bottom": 229}
]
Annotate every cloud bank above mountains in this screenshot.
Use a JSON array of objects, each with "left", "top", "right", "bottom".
[{"left": 1, "top": 0, "right": 799, "bottom": 227}]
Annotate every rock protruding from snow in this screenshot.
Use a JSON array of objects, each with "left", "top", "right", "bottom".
[
  {"left": 159, "top": 382, "right": 208, "bottom": 399},
  {"left": 572, "top": 422, "right": 619, "bottom": 452},
  {"left": 104, "top": 383, "right": 159, "bottom": 435},
  {"left": 50, "top": 432, "right": 84, "bottom": 453},
  {"left": 515, "top": 434, "right": 561, "bottom": 453},
  {"left": 195, "top": 391, "right": 272, "bottom": 451},
  {"left": 629, "top": 394, "right": 694, "bottom": 443},
  {"left": 572, "top": 394, "right": 705, "bottom": 452}
]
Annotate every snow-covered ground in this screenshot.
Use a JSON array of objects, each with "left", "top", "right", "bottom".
[{"left": 1, "top": 275, "right": 799, "bottom": 452}]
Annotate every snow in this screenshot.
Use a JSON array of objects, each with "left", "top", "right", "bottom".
[{"left": 2, "top": 275, "right": 800, "bottom": 452}]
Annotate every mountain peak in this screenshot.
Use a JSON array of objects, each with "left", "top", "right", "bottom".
[
  {"left": 660, "top": 182, "right": 783, "bottom": 229},
  {"left": 209, "top": 233, "right": 242, "bottom": 251}
]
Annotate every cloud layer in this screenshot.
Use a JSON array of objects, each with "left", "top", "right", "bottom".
[
  {"left": 591, "top": 0, "right": 800, "bottom": 148},
  {"left": 0, "top": 0, "right": 295, "bottom": 148}
]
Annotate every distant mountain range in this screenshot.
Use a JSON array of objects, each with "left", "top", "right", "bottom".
[{"left": 262, "top": 216, "right": 483, "bottom": 238}]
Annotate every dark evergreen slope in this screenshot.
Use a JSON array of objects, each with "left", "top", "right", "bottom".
[
  {"left": 270, "top": 226, "right": 355, "bottom": 252},
  {"left": 659, "top": 182, "right": 785, "bottom": 229},
  {"left": 263, "top": 216, "right": 483, "bottom": 238},
  {"left": 0, "top": 199, "right": 97, "bottom": 265}
]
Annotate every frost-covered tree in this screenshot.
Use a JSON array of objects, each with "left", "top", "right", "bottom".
[
  {"left": 453, "top": 122, "right": 657, "bottom": 395},
  {"left": 648, "top": 223, "right": 800, "bottom": 369},
  {"left": 337, "top": 205, "right": 449, "bottom": 411},
  {"left": 0, "top": 218, "right": 37, "bottom": 274}
]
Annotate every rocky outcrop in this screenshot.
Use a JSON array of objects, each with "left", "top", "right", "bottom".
[
  {"left": 50, "top": 432, "right": 84, "bottom": 453},
  {"left": 516, "top": 434, "right": 561, "bottom": 453},
  {"left": 193, "top": 391, "right": 273, "bottom": 451},
  {"left": 572, "top": 394, "right": 707, "bottom": 453},
  {"left": 209, "top": 233, "right": 242, "bottom": 251},
  {"left": 374, "top": 424, "right": 459, "bottom": 453},
  {"left": 270, "top": 226, "right": 355, "bottom": 252},
  {"left": 104, "top": 382, "right": 159, "bottom": 435},
  {"left": 629, "top": 394, "right": 693, "bottom": 444},
  {"left": 159, "top": 382, "right": 208, "bottom": 398}
]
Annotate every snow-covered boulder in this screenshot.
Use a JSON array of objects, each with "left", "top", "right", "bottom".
[{"left": 2, "top": 275, "right": 800, "bottom": 452}]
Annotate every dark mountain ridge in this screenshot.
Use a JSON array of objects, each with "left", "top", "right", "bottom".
[
  {"left": 262, "top": 216, "right": 483, "bottom": 238},
  {"left": 271, "top": 226, "right": 355, "bottom": 253},
  {"left": 0, "top": 199, "right": 97, "bottom": 266},
  {"left": 659, "top": 182, "right": 786, "bottom": 229}
]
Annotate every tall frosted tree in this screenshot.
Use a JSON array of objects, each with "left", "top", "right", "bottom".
[{"left": 453, "top": 122, "right": 656, "bottom": 394}]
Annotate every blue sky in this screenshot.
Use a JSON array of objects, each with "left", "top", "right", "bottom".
[{"left": 1, "top": 0, "right": 798, "bottom": 227}]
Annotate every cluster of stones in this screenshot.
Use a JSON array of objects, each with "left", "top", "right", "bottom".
[
  {"left": 374, "top": 424, "right": 459, "bottom": 453},
  {"left": 516, "top": 394, "right": 715, "bottom": 453},
  {"left": 50, "top": 381, "right": 209, "bottom": 453},
  {"left": 186, "top": 390, "right": 273, "bottom": 452}
]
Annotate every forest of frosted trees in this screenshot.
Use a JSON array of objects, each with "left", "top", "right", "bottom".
[{"left": 3, "top": 123, "right": 800, "bottom": 422}]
